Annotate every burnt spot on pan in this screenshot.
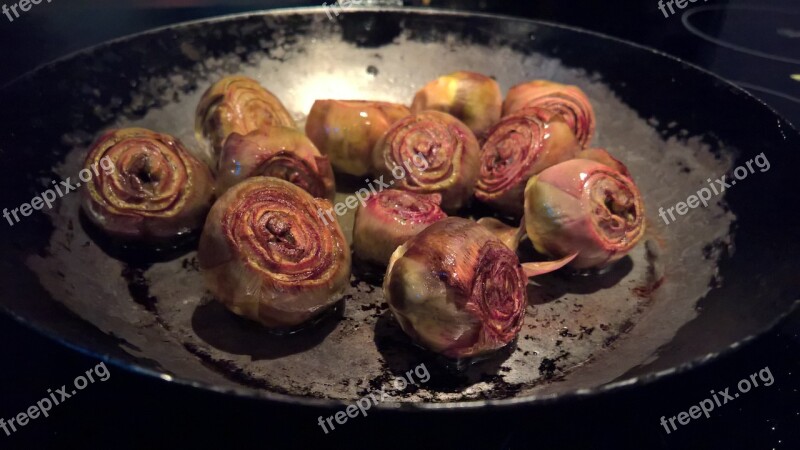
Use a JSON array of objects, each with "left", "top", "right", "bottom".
[{"left": 121, "top": 264, "right": 157, "bottom": 314}]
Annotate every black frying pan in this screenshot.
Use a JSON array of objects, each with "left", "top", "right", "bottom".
[{"left": 0, "top": 7, "right": 797, "bottom": 410}]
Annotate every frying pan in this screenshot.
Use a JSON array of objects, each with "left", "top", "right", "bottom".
[{"left": 0, "top": 7, "right": 797, "bottom": 410}]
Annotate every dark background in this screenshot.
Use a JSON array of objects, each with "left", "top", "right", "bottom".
[{"left": 0, "top": 1, "right": 798, "bottom": 449}]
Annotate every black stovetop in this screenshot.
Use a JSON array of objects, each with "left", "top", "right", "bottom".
[{"left": 0, "top": 1, "right": 797, "bottom": 449}]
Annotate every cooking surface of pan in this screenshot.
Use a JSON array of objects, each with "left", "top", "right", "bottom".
[{"left": 0, "top": 8, "right": 797, "bottom": 409}]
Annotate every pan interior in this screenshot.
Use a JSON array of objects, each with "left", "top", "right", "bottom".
[{"left": 1, "top": 9, "right": 797, "bottom": 405}]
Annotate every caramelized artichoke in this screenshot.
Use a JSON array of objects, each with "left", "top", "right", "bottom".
[
  {"left": 523, "top": 159, "right": 645, "bottom": 269},
  {"left": 353, "top": 190, "right": 447, "bottom": 266},
  {"left": 81, "top": 128, "right": 214, "bottom": 243},
  {"left": 503, "top": 80, "right": 596, "bottom": 148},
  {"left": 306, "top": 100, "right": 410, "bottom": 177},
  {"left": 372, "top": 111, "right": 480, "bottom": 212},
  {"left": 576, "top": 148, "right": 632, "bottom": 179},
  {"left": 195, "top": 76, "right": 295, "bottom": 163},
  {"left": 476, "top": 217, "right": 578, "bottom": 277},
  {"left": 476, "top": 107, "right": 581, "bottom": 217},
  {"left": 198, "top": 177, "right": 351, "bottom": 328},
  {"left": 385, "top": 218, "right": 526, "bottom": 359},
  {"left": 217, "top": 128, "right": 335, "bottom": 201},
  {"left": 411, "top": 71, "right": 502, "bottom": 138}
]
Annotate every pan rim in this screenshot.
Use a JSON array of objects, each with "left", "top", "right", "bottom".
[
  {"left": 3, "top": 301, "right": 797, "bottom": 410},
  {"left": 2, "top": 6, "right": 798, "bottom": 410}
]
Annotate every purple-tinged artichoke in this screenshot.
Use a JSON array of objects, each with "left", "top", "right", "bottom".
[
  {"left": 353, "top": 190, "right": 447, "bottom": 266},
  {"left": 385, "top": 218, "right": 574, "bottom": 359},
  {"left": 217, "top": 128, "right": 335, "bottom": 201},
  {"left": 576, "top": 148, "right": 632, "bottom": 179},
  {"left": 524, "top": 159, "right": 645, "bottom": 269},
  {"left": 476, "top": 107, "right": 581, "bottom": 217},
  {"left": 372, "top": 111, "right": 480, "bottom": 212},
  {"left": 198, "top": 177, "right": 351, "bottom": 328},
  {"left": 503, "top": 80, "right": 596, "bottom": 148},
  {"left": 385, "top": 218, "right": 526, "bottom": 359},
  {"left": 81, "top": 128, "right": 214, "bottom": 243}
]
